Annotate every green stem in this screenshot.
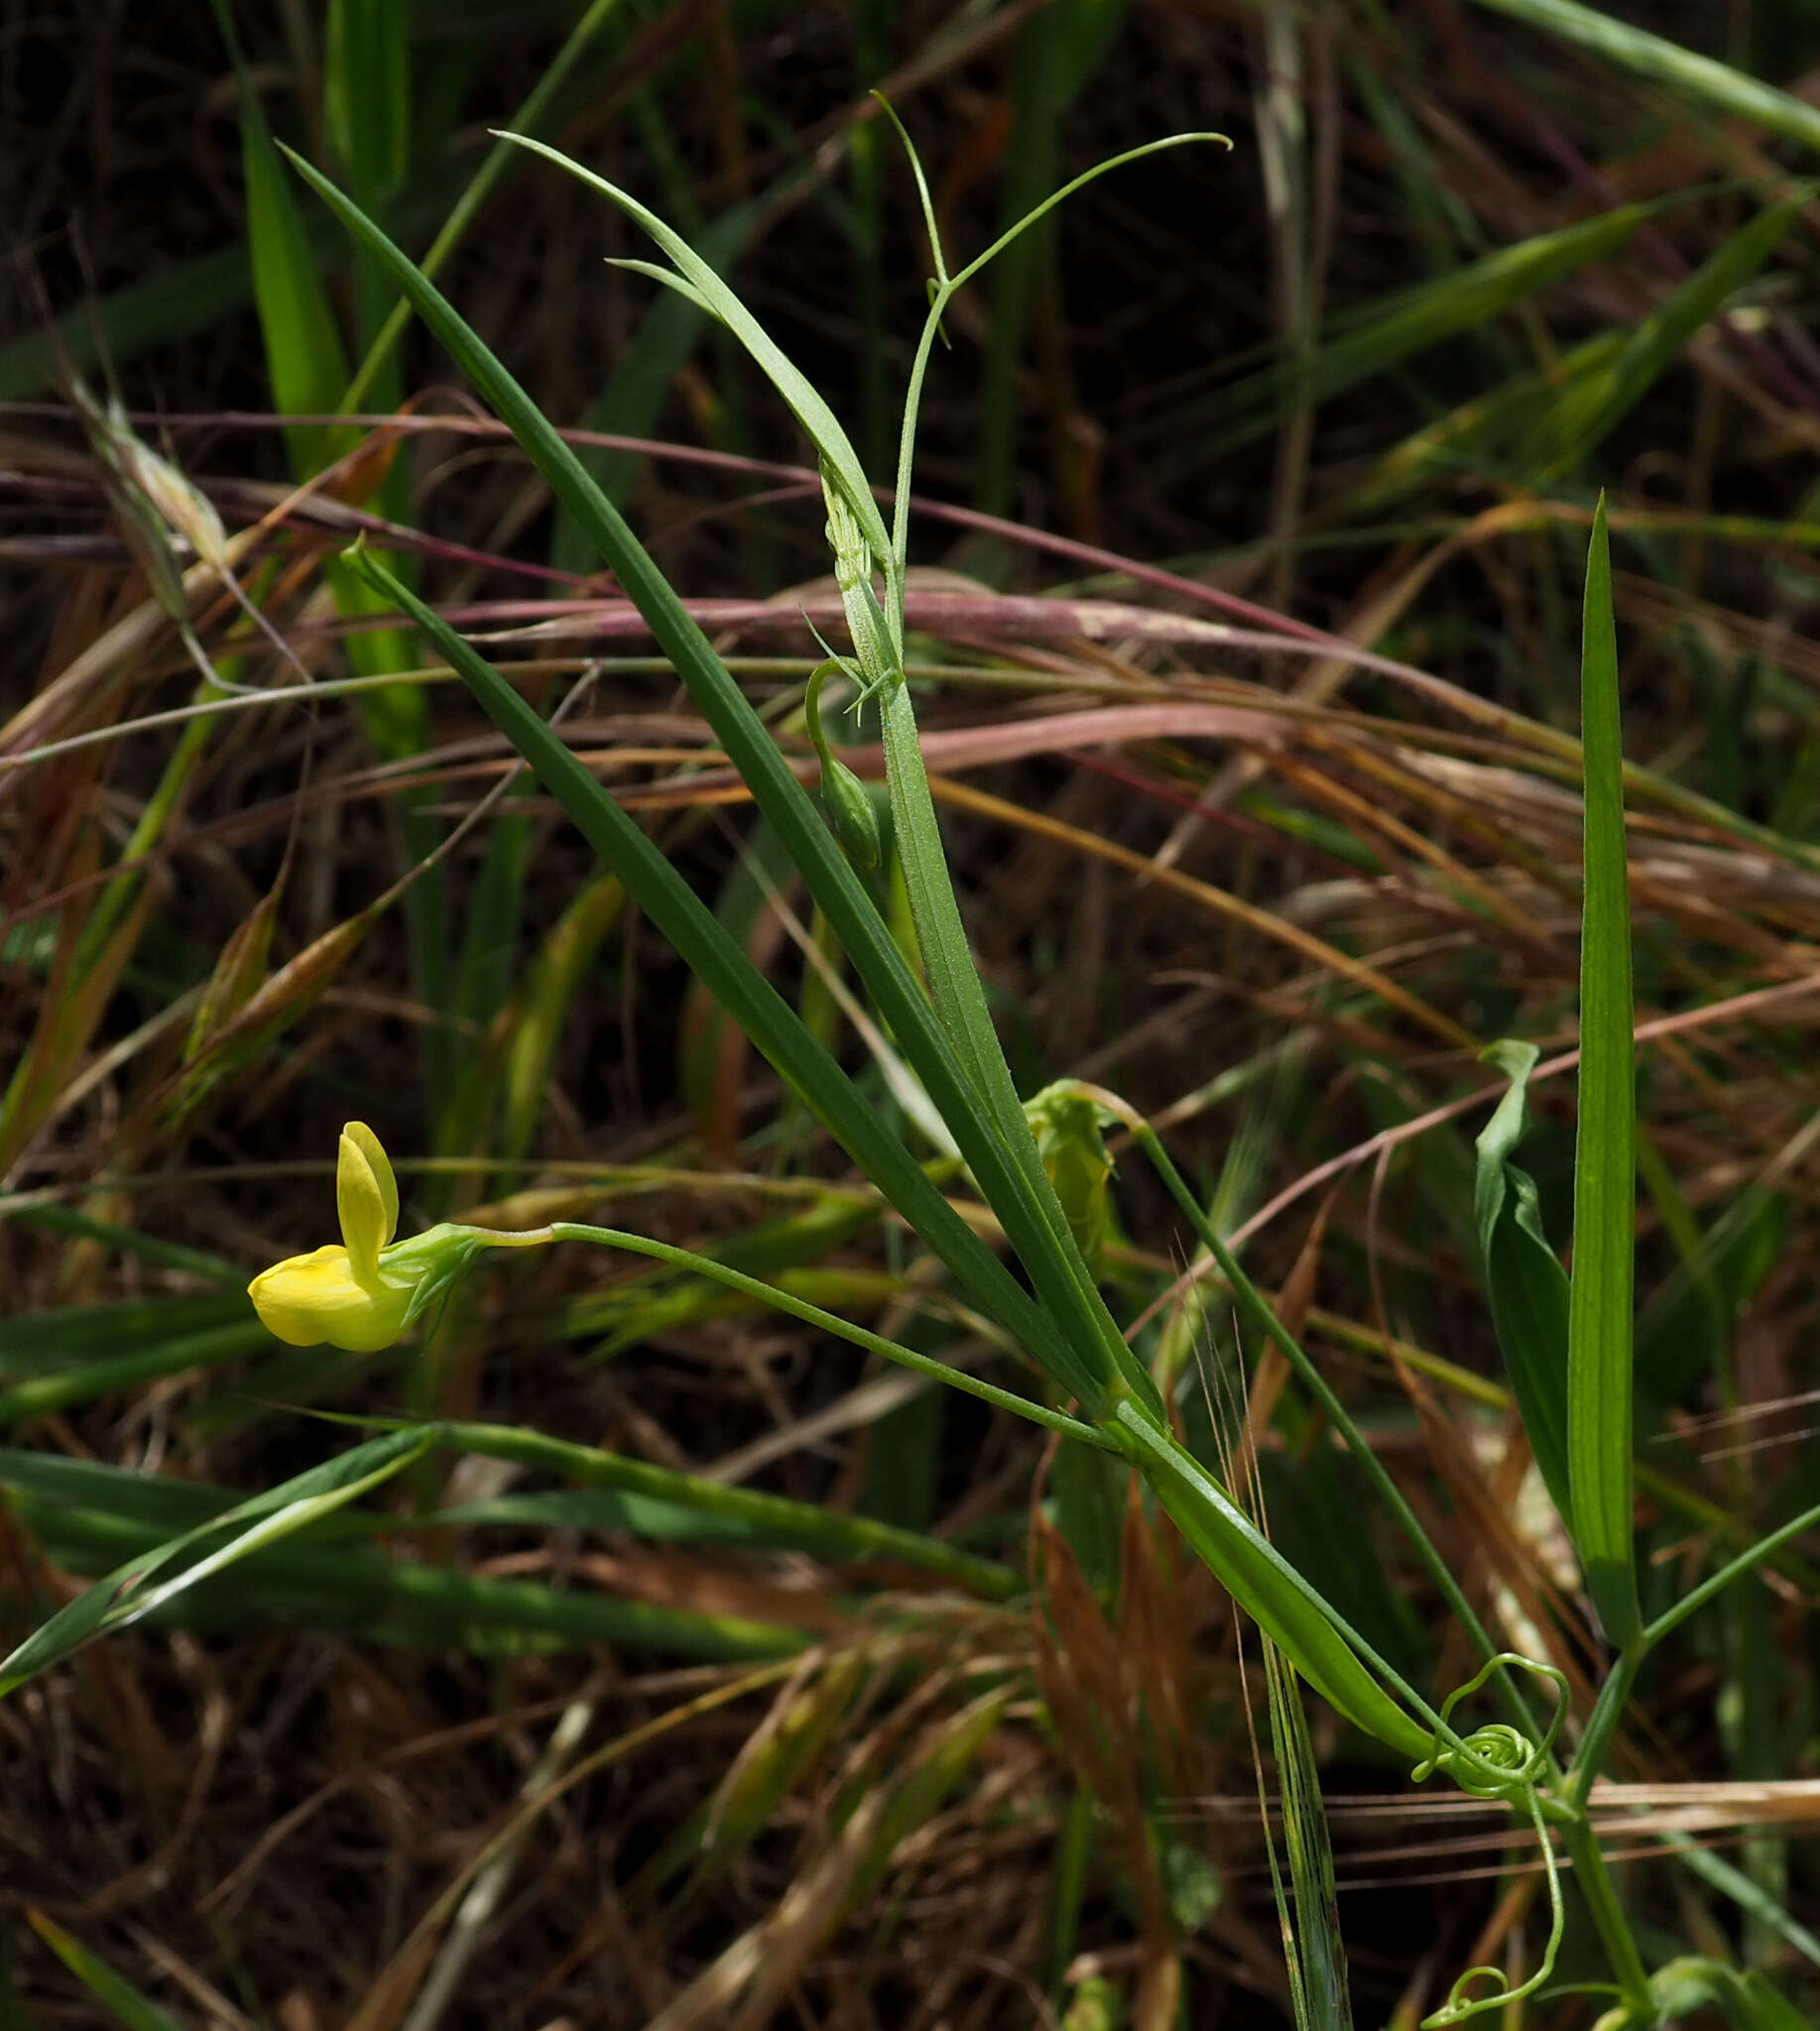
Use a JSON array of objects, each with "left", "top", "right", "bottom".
[
  {"left": 539, "top": 1222, "right": 1117, "bottom": 1451},
  {"left": 1562, "top": 1814, "right": 1655, "bottom": 2023},
  {"left": 1567, "top": 1648, "right": 1638, "bottom": 1814},
  {"left": 1641, "top": 1496, "right": 1820, "bottom": 1651},
  {"left": 1563, "top": 1648, "right": 1654, "bottom": 2023}
]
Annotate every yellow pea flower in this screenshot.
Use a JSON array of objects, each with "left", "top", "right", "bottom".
[{"left": 249, "top": 1123, "right": 484, "bottom": 1353}]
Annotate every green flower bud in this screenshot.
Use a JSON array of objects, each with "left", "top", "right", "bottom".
[
  {"left": 804, "top": 657, "right": 883, "bottom": 873},
  {"left": 1025, "top": 1082, "right": 1117, "bottom": 1276},
  {"left": 821, "top": 755, "right": 882, "bottom": 872}
]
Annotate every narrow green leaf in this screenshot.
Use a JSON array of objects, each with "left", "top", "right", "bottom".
[
  {"left": 324, "top": 0, "right": 412, "bottom": 440},
  {"left": 1665, "top": 1837, "right": 1820, "bottom": 1976},
  {"left": 0, "top": 1452, "right": 230, "bottom": 1532},
  {"left": 499, "top": 872, "right": 624, "bottom": 1161},
  {"left": 851, "top": 1686, "right": 1012, "bottom": 1903},
  {"left": 1641, "top": 1957, "right": 1813, "bottom": 2031},
  {"left": 15, "top": 1483, "right": 801, "bottom": 1663},
  {"left": 1733, "top": 1971, "right": 1819, "bottom": 2031},
  {"left": 340, "top": 0, "right": 632, "bottom": 410},
  {"left": 1475, "top": 1038, "right": 1573, "bottom": 1534},
  {"left": 1544, "top": 191, "right": 1807, "bottom": 477},
  {"left": 1180, "top": 203, "right": 1657, "bottom": 462},
  {"left": 1262, "top": 1426, "right": 1426, "bottom": 1688},
  {"left": 1261, "top": 1631, "right": 1354, "bottom": 2031},
  {"left": 0, "top": 1428, "right": 428, "bottom": 1695},
  {"left": 679, "top": 1649, "right": 869, "bottom": 1897},
  {"left": 434, "top": 1419, "right": 1020, "bottom": 1598},
  {"left": 1568, "top": 494, "right": 1640, "bottom": 1648},
  {"left": 24, "top": 1915, "right": 183, "bottom": 2031},
  {"left": 208, "top": 0, "right": 350, "bottom": 470},
  {"left": 0, "top": 1293, "right": 248, "bottom": 1371},
  {"left": 1468, "top": 0, "right": 1820, "bottom": 156},
  {"left": 1111, "top": 1401, "right": 1430, "bottom": 1760},
  {"left": 0, "top": 1206, "right": 241, "bottom": 1287},
  {"left": 976, "top": 2, "right": 1070, "bottom": 527},
  {"left": 554, "top": 203, "right": 757, "bottom": 558},
  {"left": 0, "top": 1319, "right": 267, "bottom": 1424},
  {"left": 325, "top": 0, "right": 410, "bottom": 205},
  {"left": 496, "top": 131, "right": 893, "bottom": 565}
]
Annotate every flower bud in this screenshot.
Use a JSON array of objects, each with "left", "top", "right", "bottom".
[{"left": 821, "top": 755, "right": 882, "bottom": 872}]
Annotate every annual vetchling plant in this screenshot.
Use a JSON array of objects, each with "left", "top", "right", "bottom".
[{"left": 7, "top": 3, "right": 1820, "bottom": 2026}]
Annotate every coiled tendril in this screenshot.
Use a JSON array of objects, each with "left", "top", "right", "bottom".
[{"left": 1411, "top": 1654, "right": 1571, "bottom": 2027}]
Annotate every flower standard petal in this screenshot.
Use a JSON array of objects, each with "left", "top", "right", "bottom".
[
  {"left": 341, "top": 1121, "right": 399, "bottom": 1245},
  {"left": 337, "top": 1125, "right": 394, "bottom": 1280}
]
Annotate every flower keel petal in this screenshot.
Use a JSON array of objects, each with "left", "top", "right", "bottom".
[{"left": 248, "top": 1245, "right": 414, "bottom": 1353}]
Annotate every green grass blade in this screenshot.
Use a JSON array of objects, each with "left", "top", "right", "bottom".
[
  {"left": 1475, "top": 1039, "right": 1573, "bottom": 1534},
  {"left": 1262, "top": 1635, "right": 1355, "bottom": 2030},
  {"left": 1630, "top": 1957, "right": 1810, "bottom": 2030},
  {"left": 215, "top": 2, "right": 451, "bottom": 1111},
  {"left": 553, "top": 205, "right": 757, "bottom": 564},
  {"left": 0, "top": 1453, "right": 230, "bottom": 1533},
  {"left": 433, "top": 1420, "right": 1020, "bottom": 1597},
  {"left": 0, "top": 1292, "right": 248, "bottom": 1369},
  {"left": 1665, "top": 1837, "right": 1820, "bottom": 1976},
  {"left": 1543, "top": 190, "right": 1807, "bottom": 478},
  {"left": 340, "top": 0, "right": 632, "bottom": 410},
  {"left": 11, "top": 1475, "right": 802, "bottom": 1662},
  {"left": 0, "top": 1318, "right": 268, "bottom": 1425},
  {"left": 23, "top": 1915, "right": 184, "bottom": 2031},
  {"left": 975, "top": 2, "right": 1069, "bottom": 529},
  {"left": 1178, "top": 203, "right": 1657, "bottom": 463},
  {"left": 208, "top": 0, "right": 351, "bottom": 471},
  {"left": 325, "top": 0, "right": 409, "bottom": 208},
  {"left": 324, "top": 0, "right": 412, "bottom": 431},
  {"left": 871, "top": 668, "right": 1140, "bottom": 1404},
  {"left": 0, "top": 1428, "right": 428, "bottom": 1695},
  {"left": 1468, "top": 0, "right": 1820, "bottom": 155},
  {"left": 1113, "top": 1096, "right": 1539, "bottom": 1734},
  {"left": 850, "top": 0, "right": 892, "bottom": 472},
  {"left": 1568, "top": 495, "right": 1640, "bottom": 1649},
  {"left": 499, "top": 872, "right": 624, "bottom": 1161}
]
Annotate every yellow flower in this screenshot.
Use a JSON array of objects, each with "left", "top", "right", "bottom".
[{"left": 250, "top": 1124, "right": 435, "bottom": 1353}]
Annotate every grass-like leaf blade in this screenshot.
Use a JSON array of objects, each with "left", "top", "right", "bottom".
[
  {"left": 496, "top": 131, "right": 893, "bottom": 566},
  {"left": 0, "top": 1428, "right": 429, "bottom": 1696},
  {"left": 1112, "top": 1402, "right": 1430, "bottom": 1760},
  {"left": 1469, "top": 0, "right": 1820, "bottom": 155},
  {"left": 1543, "top": 189, "right": 1807, "bottom": 478},
  {"left": 1568, "top": 495, "right": 1640, "bottom": 1649},
  {"left": 206, "top": 0, "right": 349, "bottom": 471},
  {"left": 24, "top": 1913, "right": 184, "bottom": 2031}
]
